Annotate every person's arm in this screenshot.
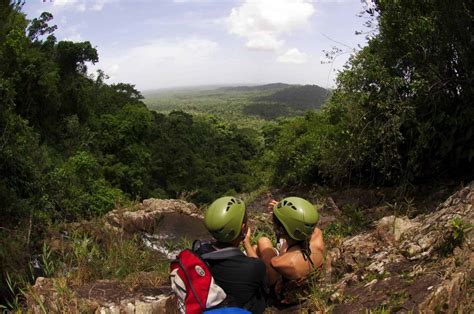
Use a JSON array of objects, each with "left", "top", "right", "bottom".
[
  {"left": 243, "top": 227, "right": 258, "bottom": 258},
  {"left": 309, "top": 227, "right": 324, "bottom": 268},
  {"left": 309, "top": 228, "right": 324, "bottom": 254}
]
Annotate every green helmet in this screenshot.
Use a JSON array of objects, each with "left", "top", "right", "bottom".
[
  {"left": 273, "top": 197, "right": 320, "bottom": 241},
  {"left": 204, "top": 196, "right": 246, "bottom": 243}
]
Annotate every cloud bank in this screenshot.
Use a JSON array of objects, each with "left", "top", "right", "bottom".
[{"left": 227, "top": 0, "right": 315, "bottom": 51}]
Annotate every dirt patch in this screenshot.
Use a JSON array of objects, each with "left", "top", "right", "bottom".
[
  {"left": 332, "top": 260, "right": 443, "bottom": 313},
  {"left": 403, "top": 273, "right": 441, "bottom": 310},
  {"left": 76, "top": 281, "right": 128, "bottom": 303},
  {"left": 245, "top": 186, "right": 394, "bottom": 221},
  {"left": 246, "top": 188, "right": 291, "bottom": 214},
  {"left": 75, "top": 280, "right": 170, "bottom": 304},
  {"left": 247, "top": 183, "right": 459, "bottom": 215},
  {"left": 329, "top": 188, "right": 390, "bottom": 210}
]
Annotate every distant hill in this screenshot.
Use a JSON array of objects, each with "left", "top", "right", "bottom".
[
  {"left": 218, "top": 83, "right": 291, "bottom": 92},
  {"left": 144, "top": 83, "right": 331, "bottom": 127},
  {"left": 142, "top": 84, "right": 250, "bottom": 97},
  {"left": 243, "top": 84, "right": 330, "bottom": 119},
  {"left": 260, "top": 85, "right": 330, "bottom": 109}
]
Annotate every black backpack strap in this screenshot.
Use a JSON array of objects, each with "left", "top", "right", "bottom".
[
  {"left": 192, "top": 239, "right": 204, "bottom": 252},
  {"left": 201, "top": 247, "right": 244, "bottom": 260},
  {"left": 193, "top": 240, "right": 216, "bottom": 256}
]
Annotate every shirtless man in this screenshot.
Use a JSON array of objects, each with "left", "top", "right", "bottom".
[{"left": 243, "top": 197, "right": 324, "bottom": 289}]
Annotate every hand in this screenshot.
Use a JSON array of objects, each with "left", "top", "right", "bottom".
[
  {"left": 243, "top": 226, "right": 258, "bottom": 258},
  {"left": 267, "top": 199, "right": 278, "bottom": 211},
  {"left": 244, "top": 226, "right": 251, "bottom": 244}
]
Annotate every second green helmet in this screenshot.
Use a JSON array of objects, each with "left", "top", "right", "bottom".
[
  {"left": 273, "top": 197, "right": 320, "bottom": 241},
  {"left": 204, "top": 196, "right": 246, "bottom": 243}
]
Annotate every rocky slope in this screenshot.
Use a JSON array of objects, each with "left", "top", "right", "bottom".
[
  {"left": 326, "top": 182, "right": 473, "bottom": 313},
  {"left": 26, "top": 184, "right": 473, "bottom": 313}
]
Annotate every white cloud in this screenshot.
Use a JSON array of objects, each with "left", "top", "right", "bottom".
[
  {"left": 277, "top": 48, "right": 308, "bottom": 64},
  {"left": 61, "top": 25, "right": 83, "bottom": 42},
  {"left": 227, "top": 0, "right": 315, "bottom": 51},
  {"left": 91, "top": 0, "right": 108, "bottom": 11},
  {"left": 245, "top": 32, "right": 284, "bottom": 51},
  {"left": 53, "top": 0, "right": 112, "bottom": 12},
  {"left": 63, "top": 32, "right": 83, "bottom": 42},
  {"left": 76, "top": 3, "right": 86, "bottom": 12}
]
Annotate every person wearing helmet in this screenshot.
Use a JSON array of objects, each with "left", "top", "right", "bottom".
[
  {"left": 200, "top": 196, "right": 267, "bottom": 314},
  {"left": 246, "top": 197, "right": 324, "bottom": 288}
]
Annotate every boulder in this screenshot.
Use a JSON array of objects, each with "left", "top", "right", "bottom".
[{"left": 105, "top": 199, "right": 200, "bottom": 233}]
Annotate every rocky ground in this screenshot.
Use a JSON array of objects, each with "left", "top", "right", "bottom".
[
  {"left": 26, "top": 183, "right": 473, "bottom": 313},
  {"left": 326, "top": 182, "right": 473, "bottom": 313}
]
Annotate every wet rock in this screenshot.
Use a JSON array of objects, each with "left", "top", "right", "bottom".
[
  {"left": 104, "top": 198, "right": 210, "bottom": 259},
  {"left": 141, "top": 212, "right": 211, "bottom": 258},
  {"left": 105, "top": 199, "right": 200, "bottom": 233}
]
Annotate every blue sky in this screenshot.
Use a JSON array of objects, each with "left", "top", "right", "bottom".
[{"left": 23, "top": 0, "right": 371, "bottom": 91}]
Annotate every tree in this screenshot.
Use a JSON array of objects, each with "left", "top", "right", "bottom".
[
  {"left": 56, "top": 41, "right": 98, "bottom": 75},
  {"left": 270, "top": 0, "right": 474, "bottom": 185},
  {"left": 27, "top": 12, "right": 57, "bottom": 42}
]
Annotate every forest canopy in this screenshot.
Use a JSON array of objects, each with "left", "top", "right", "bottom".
[{"left": 0, "top": 1, "right": 261, "bottom": 228}]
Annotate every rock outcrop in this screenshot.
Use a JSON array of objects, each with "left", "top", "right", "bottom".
[
  {"left": 27, "top": 277, "right": 177, "bottom": 314},
  {"left": 105, "top": 199, "right": 201, "bottom": 233},
  {"left": 327, "top": 182, "right": 473, "bottom": 313}
]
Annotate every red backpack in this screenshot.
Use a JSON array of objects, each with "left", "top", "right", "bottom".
[{"left": 169, "top": 244, "right": 243, "bottom": 314}]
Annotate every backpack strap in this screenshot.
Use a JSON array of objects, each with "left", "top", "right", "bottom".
[
  {"left": 192, "top": 239, "right": 205, "bottom": 252},
  {"left": 201, "top": 246, "right": 244, "bottom": 260},
  {"left": 176, "top": 259, "right": 206, "bottom": 311}
]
